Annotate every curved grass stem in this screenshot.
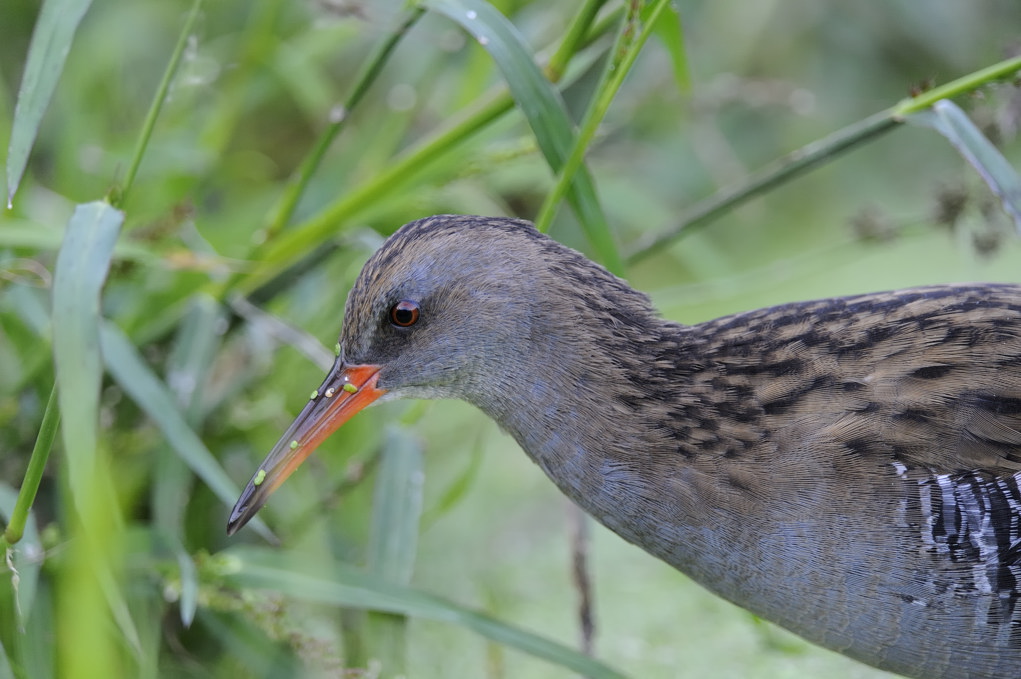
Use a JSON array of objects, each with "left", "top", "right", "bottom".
[
  {"left": 627, "top": 54, "right": 1021, "bottom": 263},
  {"left": 535, "top": 0, "right": 673, "bottom": 247},
  {"left": 114, "top": 0, "right": 204, "bottom": 208},
  {"left": 3, "top": 386, "right": 60, "bottom": 545},
  {"left": 261, "top": 6, "right": 427, "bottom": 242}
]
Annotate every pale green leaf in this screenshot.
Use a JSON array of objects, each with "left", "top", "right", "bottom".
[
  {"left": 52, "top": 201, "right": 123, "bottom": 507},
  {"left": 647, "top": 1, "right": 690, "bottom": 93},
  {"left": 906, "top": 99, "right": 1021, "bottom": 232},
  {"left": 6, "top": 0, "right": 95, "bottom": 205},
  {"left": 367, "top": 426, "right": 423, "bottom": 585}
]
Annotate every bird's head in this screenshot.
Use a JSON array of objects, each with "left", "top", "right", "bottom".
[
  {"left": 227, "top": 214, "right": 656, "bottom": 535},
  {"left": 339, "top": 214, "right": 550, "bottom": 402}
]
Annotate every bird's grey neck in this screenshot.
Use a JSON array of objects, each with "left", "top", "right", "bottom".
[{"left": 469, "top": 315, "right": 712, "bottom": 550}]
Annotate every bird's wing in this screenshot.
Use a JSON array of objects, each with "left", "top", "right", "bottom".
[{"left": 705, "top": 284, "right": 1021, "bottom": 476}]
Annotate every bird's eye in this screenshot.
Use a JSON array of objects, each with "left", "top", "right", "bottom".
[{"left": 389, "top": 300, "right": 420, "bottom": 327}]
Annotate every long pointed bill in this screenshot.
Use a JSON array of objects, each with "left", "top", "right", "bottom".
[{"left": 226, "top": 361, "right": 385, "bottom": 535}]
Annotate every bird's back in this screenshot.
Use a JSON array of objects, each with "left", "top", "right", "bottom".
[{"left": 638, "top": 283, "right": 1021, "bottom": 677}]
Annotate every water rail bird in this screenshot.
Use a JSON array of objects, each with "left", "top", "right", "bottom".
[{"left": 229, "top": 214, "right": 1021, "bottom": 678}]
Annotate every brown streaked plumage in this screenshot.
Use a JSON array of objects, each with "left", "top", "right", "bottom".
[{"left": 229, "top": 215, "right": 1021, "bottom": 678}]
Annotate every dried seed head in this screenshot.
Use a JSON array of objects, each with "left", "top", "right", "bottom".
[{"left": 933, "top": 183, "right": 969, "bottom": 228}]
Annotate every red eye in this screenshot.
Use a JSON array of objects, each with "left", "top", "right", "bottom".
[{"left": 390, "top": 300, "right": 420, "bottom": 327}]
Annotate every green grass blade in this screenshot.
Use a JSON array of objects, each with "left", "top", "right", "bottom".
[
  {"left": 0, "top": 579, "right": 60, "bottom": 679},
  {"left": 98, "top": 321, "right": 275, "bottom": 543},
  {"left": 367, "top": 426, "right": 423, "bottom": 584},
  {"left": 52, "top": 201, "right": 123, "bottom": 504},
  {"left": 626, "top": 57, "right": 1021, "bottom": 263},
  {"left": 648, "top": 1, "right": 690, "bottom": 93},
  {"left": 115, "top": 0, "right": 204, "bottom": 207},
  {"left": 547, "top": 0, "right": 608, "bottom": 81},
  {"left": 906, "top": 99, "right": 1021, "bottom": 232},
  {"left": 5, "top": 576, "right": 55, "bottom": 679},
  {"left": 175, "top": 550, "right": 199, "bottom": 629},
  {"left": 425, "top": 0, "right": 622, "bottom": 271},
  {"left": 263, "top": 6, "right": 426, "bottom": 241},
  {"left": 892, "top": 55, "right": 1021, "bottom": 117},
  {"left": 160, "top": 296, "right": 226, "bottom": 626},
  {"left": 0, "top": 637, "right": 13, "bottom": 679},
  {"left": 0, "top": 483, "right": 42, "bottom": 639},
  {"left": 51, "top": 203, "right": 131, "bottom": 677},
  {"left": 95, "top": 558, "right": 142, "bottom": 657},
  {"left": 360, "top": 426, "right": 425, "bottom": 674},
  {"left": 6, "top": 0, "right": 94, "bottom": 206},
  {"left": 165, "top": 294, "right": 227, "bottom": 426},
  {"left": 233, "top": 90, "right": 513, "bottom": 297},
  {"left": 3, "top": 387, "right": 59, "bottom": 547},
  {"left": 624, "top": 110, "right": 900, "bottom": 262},
  {"left": 535, "top": 0, "right": 671, "bottom": 242},
  {"left": 225, "top": 546, "right": 628, "bottom": 679},
  {"left": 0, "top": 390, "right": 54, "bottom": 661},
  {"left": 424, "top": 0, "right": 573, "bottom": 170},
  {"left": 229, "top": 5, "right": 621, "bottom": 298}
]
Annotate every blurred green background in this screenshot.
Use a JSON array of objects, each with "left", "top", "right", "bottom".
[{"left": 1, "top": 0, "right": 1020, "bottom": 677}]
